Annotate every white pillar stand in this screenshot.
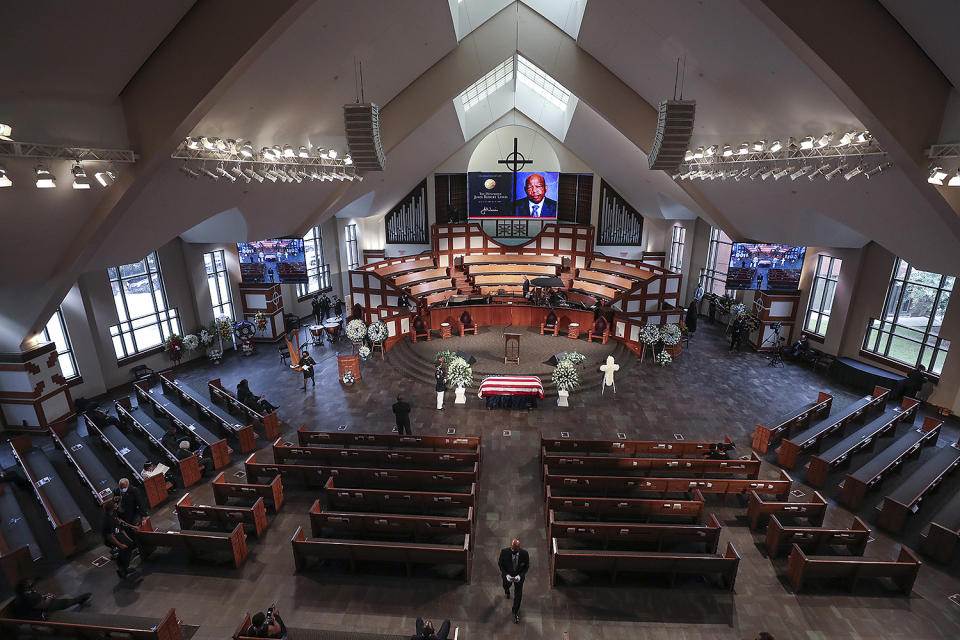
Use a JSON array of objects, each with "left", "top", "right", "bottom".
[
  {"left": 557, "top": 389, "right": 570, "bottom": 407},
  {"left": 454, "top": 386, "right": 467, "bottom": 404}
]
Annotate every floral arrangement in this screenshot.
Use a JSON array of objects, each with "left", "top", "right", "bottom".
[
  {"left": 341, "top": 370, "right": 355, "bottom": 384},
  {"left": 207, "top": 348, "right": 223, "bottom": 363},
  {"left": 345, "top": 319, "right": 367, "bottom": 342},
  {"left": 253, "top": 311, "right": 268, "bottom": 332},
  {"left": 731, "top": 303, "right": 746, "bottom": 317},
  {"left": 660, "top": 323, "right": 682, "bottom": 346},
  {"left": 182, "top": 334, "right": 199, "bottom": 351},
  {"left": 215, "top": 316, "right": 233, "bottom": 341},
  {"left": 198, "top": 328, "right": 215, "bottom": 347},
  {"left": 655, "top": 350, "right": 673, "bottom": 367},
  {"left": 552, "top": 359, "right": 580, "bottom": 391},
  {"left": 445, "top": 357, "right": 474, "bottom": 389},
  {"left": 164, "top": 334, "right": 184, "bottom": 359},
  {"left": 435, "top": 350, "right": 457, "bottom": 363},
  {"left": 563, "top": 351, "right": 586, "bottom": 365},
  {"left": 367, "top": 321, "right": 389, "bottom": 344},
  {"left": 358, "top": 345, "right": 371, "bottom": 359},
  {"left": 639, "top": 323, "right": 662, "bottom": 345}
]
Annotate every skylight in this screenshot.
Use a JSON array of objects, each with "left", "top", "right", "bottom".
[
  {"left": 517, "top": 55, "right": 570, "bottom": 111},
  {"left": 459, "top": 57, "right": 514, "bottom": 112}
]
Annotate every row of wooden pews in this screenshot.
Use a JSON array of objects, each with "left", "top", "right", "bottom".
[
  {"left": 159, "top": 373, "right": 257, "bottom": 454},
  {"left": 208, "top": 378, "right": 281, "bottom": 441},
  {"left": 115, "top": 397, "right": 204, "bottom": 488},
  {"left": 286, "top": 430, "right": 481, "bottom": 582},
  {"left": 0, "top": 601, "right": 185, "bottom": 640},
  {"left": 540, "top": 433, "right": 743, "bottom": 589}
]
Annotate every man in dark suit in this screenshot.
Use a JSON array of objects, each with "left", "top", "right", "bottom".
[
  {"left": 392, "top": 394, "right": 412, "bottom": 435},
  {"left": 498, "top": 538, "right": 530, "bottom": 624},
  {"left": 511, "top": 174, "right": 557, "bottom": 218}
]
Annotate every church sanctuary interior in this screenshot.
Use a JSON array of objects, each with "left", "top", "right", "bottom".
[{"left": 5, "top": 1, "right": 960, "bottom": 639}]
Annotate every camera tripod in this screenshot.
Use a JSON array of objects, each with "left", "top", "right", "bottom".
[{"left": 761, "top": 328, "right": 785, "bottom": 368}]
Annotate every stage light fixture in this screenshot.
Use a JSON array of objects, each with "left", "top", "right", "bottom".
[
  {"left": 328, "top": 150, "right": 338, "bottom": 159},
  {"left": 239, "top": 143, "right": 254, "bottom": 158},
  {"left": 824, "top": 163, "right": 846, "bottom": 181},
  {"left": 185, "top": 137, "right": 200, "bottom": 150},
  {"left": 201, "top": 137, "right": 216, "bottom": 150},
  {"left": 844, "top": 164, "right": 865, "bottom": 180},
  {"left": 737, "top": 143, "right": 749, "bottom": 155},
  {"left": 790, "top": 165, "right": 812, "bottom": 180},
  {"left": 769, "top": 139, "right": 782, "bottom": 152},
  {"left": 949, "top": 170, "right": 960, "bottom": 187},
  {"left": 817, "top": 133, "right": 833, "bottom": 147},
  {"left": 761, "top": 167, "right": 776, "bottom": 180},
  {"left": 749, "top": 167, "right": 764, "bottom": 180},
  {"left": 928, "top": 166, "right": 947, "bottom": 184},
  {"left": 215, "top": 139, "right": 228, "bottom": 152},
  {"left": 773, "top": 166, "right": 792, "bottom": 180},
  {"left": 684, "top": 150, "right": 694, "bottom": 162},
  {"left": 201, "top": 167, "right": 219, "bottom": 181},
  {"left": 0, "top": 165, "right": 10, "bottom": 187},
  {"left": 856, "top": 131, "right": 872, "bottom": 144},
  {"left": 751, "top": 140, "right": 766, "bottom": 152},
  {"left": 722, "top": 145, "right": 733, "bottom": 157},
  {"left": 0, "top": 124, "right": 12, "bottom": 141},
  {"left": 282, "top": 145, "right": 295, "bottom": 158},
  {"left": 261, "top": 170, "right": 277, "bottom": 182},
  {"left": 863, "top": 162, "right": 893, "bottom": 179},
  {"left": 230, "top": 166, "right": 243, "bottom": 178},
  {"left": 671, "top": 170, "right": 682, "bottom": 179},
  {"left": 35, "top": 165, "right": 56, "bottom": 188},
  {"left": 71, "top": 163, "right": 91, "bottom": 189},
  {"left": 298, "top": 146, "right": 310, "bottom": 158},
  {"left": 692, "top": 146, "right": 704, "bottom": 159},
  {"left": 786, "top": 137, "right": 799, "bottom": 152},
  {"left": 837, "top": 131, "right": 856, "bottom": 146},
  {"left": 807, "top": 164, "right": 830, "bottom": 180},
  {"left": 800, "top": 136, "right": 815, "bottom": 150},
  {"left": 180, "top": 165, "right": 199, "bottom": 179}
]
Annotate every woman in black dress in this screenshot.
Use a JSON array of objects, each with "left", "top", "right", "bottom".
[{"left": 300, "top": 350, "right": 316, "bottom": 390}]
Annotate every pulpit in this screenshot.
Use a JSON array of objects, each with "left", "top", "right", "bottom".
[{"left": 504, "top": 333, "right": 521, "bottom": 365}]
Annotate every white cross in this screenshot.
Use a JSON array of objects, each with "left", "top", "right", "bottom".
[{"left": 600, "top": 356, "right": 619, "bottom": 394}]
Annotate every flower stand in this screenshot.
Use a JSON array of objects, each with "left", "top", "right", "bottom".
[
  {"left": 372, "top": 342, "right": 385, "bottom": 360},
  {"left": 207, "top": 348, "right": 222, "bottom": 365},
  {"left": 455, "top": 386, "right": 467, "bottom": 404},
  {"left": 557, "top": 389, "right": 570, "bottom": 407}
]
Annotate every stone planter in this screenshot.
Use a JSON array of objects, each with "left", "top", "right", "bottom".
[
  {"left": 557, "top": 389, "right": 570, "bottom": 407},
  {"left": 454, "top": 386, "right": 467, "bottom": 404}
]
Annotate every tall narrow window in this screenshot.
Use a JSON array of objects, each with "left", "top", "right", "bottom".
[
  {"left": 298, "top": 225, "right": 332, "bottom": 297},
  {"left": 669, "top": 225, "right": 686, "bottom": 272},
  {"left": 863, "top": 258, "right": 953, "bottom": 374},
  {"left": 43, "top": 308, "right": 79, "bottom": 379},
  {"left": 107, "top": 252, "right": 182, "bottom": 359},
  {"left": 804, "top": 256, "right": 841, "bottom": 337},
  {"left": 699, "top": 227, "right": 733, "bottom": 297},
  {"left": 345, "top": 224, "right": 360, "bottom": 270},
  {"left": 203, "top": 250, "right": 234, "bottom": 320}
]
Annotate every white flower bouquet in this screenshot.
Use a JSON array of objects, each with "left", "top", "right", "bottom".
[
  {"left": 639, "top": 323, "right": 662, "bottom": 345},
  {"left": 367, "top": 321, "right": 389, "bottom": 344},
  {"left": 655, "top": 350, "right": 672, "bottom": 367},
  {"left": 563, "top": 351, "right": 586, "bottom": 365},
  {"left": 358, "top": 345, "right": 371, "bottom": 359},
  {"left": 182, "top": 334, "right": 199, "bottom": 351},
  {"left": 660, "top": 323, "right": 681, "bottom": 346},
  {"left": 731, "top": 303, "right": 746, "bottom": 317},
  {"left": 345, "top": 319, "right": 367, "bottom": 342},
  {"left": 445, "top": 357, "right": 474, "bottom": 388},
  {"left": 552, "top": 359, "right": 580, "bottom": 391},
  {"left": 342, "top": 370, "right": 355, "bottom": 384},
  {"left": 198, "top": 329, "right": 215, "bottom": 346}
]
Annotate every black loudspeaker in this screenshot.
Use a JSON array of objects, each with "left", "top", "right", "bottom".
[
  {"left": 344, "top": 103, "right": 386, "bottom": 171},
  {"left": 648, "top": 100, "right": 696, "bottom": 171}
]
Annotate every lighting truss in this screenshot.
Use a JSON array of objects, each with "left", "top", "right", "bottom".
[
  {"left": 926, "top": 143, "right": 960, "bottom": 159},
  {"left": 0, "top": 140, "right": 137, "bottom": 163},
  {"left": 172, "top": 139, "right": 359, "bottom": 183},
  {"left": 924, "top": 143, "right": 960, "bottom": 187}
]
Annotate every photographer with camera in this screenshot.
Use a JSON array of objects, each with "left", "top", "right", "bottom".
[{"left": 247, "top": 605, "right": 286, "bottom": 638}]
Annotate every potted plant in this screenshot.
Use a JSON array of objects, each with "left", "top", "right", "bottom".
[
  {"left": 446, "top": 357, "right": 474, "bottom": 404},
  {"left": 164, "top": 334, "right": 184, "bottom": 365},
  {"left": 552, "top": 358, "right": 579, "bottom": 407},
  {"left": 660, "top": 323, "right": 682, "bottom": 357}
]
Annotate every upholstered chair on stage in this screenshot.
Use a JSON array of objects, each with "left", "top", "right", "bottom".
[
  {"left": 459, "top": 311, "right": 478, "bottom": 336},
  {"left": 588, "top": 315, "right": 610, "bottom": 345},
  {"left": 540, "top": 310, "right": 559, "bottom": 336},
  {"left": 411, "top": 315, "right": 431, "bottom": 342}
]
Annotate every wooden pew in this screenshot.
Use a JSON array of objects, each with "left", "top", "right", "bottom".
[
  {"left": 549, "top": 510, "right": 722, "bottom": 554},
  {"left": 115, "top": 397, "right": 202, "bottom": 488},
  {"left": 751, "top": 392, "right": 834, "bottom": 454},
  {"left": 310, "top": 501, "right": 473, "bottom": 541},
  {"left": 134, "top": 517, "right": 247, "bottom": 568},
  {"left": 543, "top": 466, "right": 793, "bottom": 502},
  {"left": 394, "top": 267, "right": 449, "bottom": 287},
  {"left": 570, "top": 279, "right": 617, "bottom": 300},
  {"left": 83, "top": 412, "right": 170, "bottom": 508},
  {"left": 920, "top": 490, "right": 960, "bottom": 562},
  {"left": 839, "top": 417, "right": 943, "bottom": 510},
  {"left": 540, "top": 433, "right": 736, "bottom": 459},
  {"left": 8, "top": 435, "right": 87, "bottom": 556},
  {"left": 373, "top": 256, "right": 435, "bottom": 278},
  {"left": 550, "top": 538, "right": 739, "bottom": 589},
  {"left": 176, "top": 493, "right": 269, "bottom": 538},
  {"left": 409, "top": 279, "right": 455, "bottom": 297},
  {"left": 209, "top": 378, "right": 280, "bottom": 441},
  {"left": 765, "top": 515, "right": 870, "bottom": 557},
  {"left": 806, "top": 398, "right": 920, "bottom": 488},
  {"left": 575, "top": 269, "right": 634, "bottom": 290},
  {"left": 542, "top": 450, "right": 761, "bottom": 479},
  {"left": 777, "top": 386, "right": 890, "bottom": 469},
  {"left": 468, "top": 263, "right": 557, "bottom": 277},
  {"left": 786, "top": 543, "right": 920, "bottom": 594},
  {"left": 477, "top": 285, "right": 524, "bottom": 296},
  {"left": 0, "top": 600, "right": 183, "bottom": 640},
  {"left": 297, "top": 429, "right": 481, "bottom": 453},
  {"left": 546, "top": 486, "right": 705, "bottom": 522},
  {"left": 49, "top": 421, "right": 117, "bottom": 506},
  {"left": 245, "top": 453, "right": 478, "bottom": 490},
  {"left": 212, "top": 472, "right": 284, "bottom": 512},
  {"left": 134, "top": 381, "right": 231, "bottom": 470},
  {"left": 425, "top": 291, "right": 456, "bottom": 306},
  {"left": 274, "top": 439, "right": 478, "bottom": 470},
  {"left": 325, "top": 478, "right": 475, "bottom": 515},
  {"left": 0, "top": 483, "right": 41, "bottom": 587},
  {"left": 232, "top": 613, "right": 412, "bottom": 640},
  {"left": 746, "top": 490, "right": 827, "bottom": 530},
  {"left": 588, "top": 259, "right": 653, "bottom": 281},
  {"left": 473, "top": 274, "right": 530, "bottom": 287},
  {"left": 876, "top": 434, "right": 960, "bottom": 534},
  {"left": 160, "top": 373, "right": 256, "bottom": 454},
  {"left": 292, "top": 526, "right": 472, "bottom": 582},
  {"left": 463, "top": 254, "right": 562, "bottom": 266}
]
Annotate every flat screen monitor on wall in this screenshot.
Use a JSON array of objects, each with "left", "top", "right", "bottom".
[
  {"left": 467, "top": 171, "right": 559, "bottom": 219},
  {"left": 237, "top": 237, "right": 307, "bottom": 284},
  {"left": 726, "top": 243, "right": 806, "bottom": 291}
]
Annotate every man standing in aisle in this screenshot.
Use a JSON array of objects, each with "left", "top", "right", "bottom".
[
  {"left": 498, "top": 538, "right": 530, "bottom": 624},
  {"left": 392, "top": 394, "right": 412, "bottom": 435}
]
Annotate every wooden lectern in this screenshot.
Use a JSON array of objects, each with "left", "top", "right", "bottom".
[{"left": 504, "top": 333, "right": 520, "bottom": 365}]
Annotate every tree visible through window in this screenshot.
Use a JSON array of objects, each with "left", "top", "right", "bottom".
[
  {"left": 863, "top": 258, "right": 953, "bottom": 374},
  {"left": 43, "top": 308, "right": 79, "bottom": 379},
  {"left": 804, "top": 256, "right": 841, "bottom": 336},
  {"left": 107, "top": 252, "right": 182, "bottom": 359},
  {"left": 203, "top": 250, "right": 234, "bottom": 320}
]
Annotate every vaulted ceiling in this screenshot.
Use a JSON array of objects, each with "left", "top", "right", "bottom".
[{"left": 1, "top": 0, "right": 958, "bottom": 349}]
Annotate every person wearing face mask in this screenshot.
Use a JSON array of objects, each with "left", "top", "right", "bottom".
[{"left": 115, "top": 478, "right": 146, "bottom": 526}]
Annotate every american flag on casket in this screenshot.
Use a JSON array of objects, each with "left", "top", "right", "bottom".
[{"left": 477, "top": 375, "right": 545, "bottom": 399}]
